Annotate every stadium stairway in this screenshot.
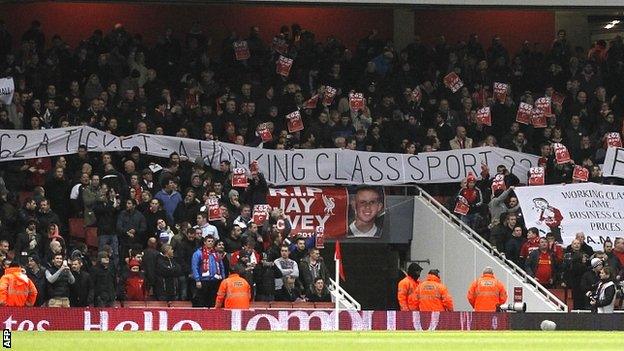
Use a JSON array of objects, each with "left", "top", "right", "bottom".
[{"left": 410, "top": 186, "right": 567, "bottom": 312}]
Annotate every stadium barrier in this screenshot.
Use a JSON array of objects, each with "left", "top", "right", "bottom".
[{"left": 0, "top": 308, "right": 506, "bottom": 331}]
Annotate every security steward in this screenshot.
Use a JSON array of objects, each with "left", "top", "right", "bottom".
[
  {"left": 467, "top": 266, "right": 508, "bottom": 312},
  {"left": 415, "top": 269, "right": 454, "bottom": 311},
  {"left": 0, "top": 261, "right": 38, "bottom": 307},
  {"left": 397, "top": 263, "right": 422, "bottom": 311},
  {"left": 215, "top": 264, "right": 251, "bottom": 309}
]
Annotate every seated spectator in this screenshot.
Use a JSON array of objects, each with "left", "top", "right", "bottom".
[
  {"left": 275, "top": 275, "right": 303, "bottom": 302},
  {"left": 274, "top": 244, "right": 299, "bottom": 291},
  {"left": 306, "top": 277, "right": 331, "bottom": 302}
]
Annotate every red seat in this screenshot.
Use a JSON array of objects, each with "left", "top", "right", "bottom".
[
  {"left": 146, "top": 301, "right": 170, "bottom": 308},
  {"left": 168, "top": 301, "right": 192, "bottom": 308},
  {"left": 85, "top": 227, "right": 98, "bottom": 248},
  {"left": 69, "top": 218, "right": 86, "bottom": 239},
  {"left": 250, "top": 301, "right": 270, "bottom": 309},
  {"left": 313, "top": 302, "right": 335, "bottom": 309},
  {"left": 269, "top": 301, "right": 294, "bottom": 309},
  {"left": 123, "top": 301, "right": 147, "bottom": 308},
  {"left": 292, "top": 301, "right": 316, "bottom": 310}
]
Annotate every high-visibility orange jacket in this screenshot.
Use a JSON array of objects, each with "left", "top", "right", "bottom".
[
  {"left": 0, "top": 267, "right": 38, "bottom": 307},
  {"left": 415, "top": 274, "right": 454, "bottom": 312},
  {"left": 215, "top": 273, "right": 251, "bottom": 309},
  {"left": 466, "top": 273, "right": 507, "bottom": 312},
  {"left": 397, "top": 276, "right": 419, "bottom": 311}
]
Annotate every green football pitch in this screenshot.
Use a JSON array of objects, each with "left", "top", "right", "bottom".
[{"left": 10, "top": 331, "right": 624, "bottom": 351}]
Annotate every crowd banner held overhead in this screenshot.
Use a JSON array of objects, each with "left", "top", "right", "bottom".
[
  {"left": 0, "top": 127, "right": 539, "bottom": 185},
  {"left": 603, "top": 147, "right": 624, "bottom": 179},
  {"left": 267, "top": 186, "right": 348, "bottom": 239},
  {"left": 0, "top": 77, "right": 14, "bottom": 105},
  {"left": 514, "top": 183, "right": 624, "bottom": 250}
]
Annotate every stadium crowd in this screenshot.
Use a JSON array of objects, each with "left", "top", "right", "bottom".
[{"left": 0, "top": 18, "right": 624, "bottom": 310}]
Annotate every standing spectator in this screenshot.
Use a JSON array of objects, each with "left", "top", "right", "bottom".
[
  {"left": 26, "top": 256, "right": 46, "bottom": 306},
  {"left": 519, "top": 227, "right": 541, "bottom": 263},
  {"left": 397, "top": 262, "right": 422, "bottom": 311},
  {"left": 92, "top": 251, "right": 116, "bottom": 307},
  {"left": 526, "top": 237, "right": 558, "bottom": 287},
  {"left": 94, "top": 185, "right": 121, "bottom": 267},
  {"left": 14, "top": 219, "right": 43, "bottom": 265},
  {"left": 36, "top": 198, "right": 62, "bottom": 236},
  {"left": 174, "top": 227, "right": 199, "bottom": 301},
  {"left": 122, "top": 259, "right": 148, "bottom": 301},
  {"left": 173, "top": 188, "right": 200, "bottom": 225},
  {"left": 580, "top": 257, "right": 603, "bottom": 309},
  {"left": 274, "top": 244, "right": 299, "bottom": 291},
  {"left": 45, "top": 253, "right": 75, "bottom": 307},
  {"left": 191, "top": 235, "right": 224, "bottom": 307},
  {"left": 154, "top": 218, "right": 174, "bottom": 245},
  {"left": 466, "top": 267, "right": 508, "bottom": 312},
  {"left": 590, "top": 267, "right": 617, "bottom": 313},
  {"left": 143, "top": 198, "right": 169, "bottom": 239},
  {"left": 415, "top": 269, "right": 454, "bottom": 312},
  {"left": 456, "top": 173, "right": 483, "bottom": 230},
  {"left": 116, "top": 199, "right": 147, "bottom": 258},
  {"left": 155, "top": 179, "right": 183, "bottom": 223},
  {"left": 223, "top": 225, "right": 244, "bottom": 253},
  {"left": 605, "top": 238, "right": 623, "bottom": 274},
  {"left": 155, "top": 244, "right": 182, "bottom": 301},
  {"left": 69, "top": 257, "right": 93, "bottom": 307},
  {"left": 565, "top": 232, "right": 594, "bottom": 258},
  {"left": 0, "top": 261, "right": 38, "bottom": 307},
  {"left": 196, "top": 212, "right": 219, "bottom": 239},
  {"left": 449, "top": 125, "right": 473, "bottom": 149},
  {"left": 490, "top": 213, "right": 518, "bottom": 252},
  {"left": 504, "top": 225, "right": 525, "bottom": 266},
  {"left": 299, "top": 248, "right": 329, "bottom": 295},
  {"left": 562, "top": 239, "right": 588, "bottom": 311},
  {"left": 215, "top": 264, "right": 251, "bottom": 309},
  {"left": 289, "top": 237, "right": 309, "bottom": 264}
]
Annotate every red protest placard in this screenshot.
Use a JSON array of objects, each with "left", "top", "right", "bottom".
[
  {"left": 491, "top": 174, "right": 506, "bottom": 192},
  {"left": 258, "top": 124, "right": 272, "bottom": 142},
  {"left": 535, "top": 97, "right": 552, "bottom": 117},
  {"left": 267, "top": 186, "right": 348, "bottom": 239},
  {"left": 233, "top": 41, "right": 250, "bottom": 61},
  {"left": 276, "top": 55, "right": 293, "bottom": 77},
  {"left": 493, "top": 82, "right": 508, "bottom": 103},
  {"left": 272, "top": 36, "right": 289, "bottom": 54},
  {"left": 531, "top": 109, "right": 547, "bottom": 128},
  {"left": 349, "top": 92, "right": 365, "bottom": 112},
  {"left": 516, "top": 102, "right": 533, "bottom": 125},
  {"left": 207, "top": 197, "right": 222, "bottom": 221},
  {"left": 528, "top": 167, "right": 545, "bottom": 186},
  {"left": 304, "top": 94, "right": 318, "bottom": 109},
  {"left": 476, "top": 107, "right": 492, "bottom": 126},
  {"left": 554, "top": 143, "right": 571, "bottom": 164},
  {"left": 323, "top": 86, "right": 337, "bottom": 106},
  {"left": 232, "top": 168, "right": 249, "bottom": 188},
  {"left": 443, "top": 72, "right": 464, "bottom": 93},
  {"left": 252, "top": 204, "right": 271, "bottom": 225},
  {"left": 453, "top": 196, "right": 470, "bottom": 216},
  {"left": 572, "top": 166, "right": 589, "bottom": 182},
  {"left": 606, "top": 132, "right": 623, "bottom": 148},
  {"left": 286, "top": 110, "right": 304, "bottom": 133}
]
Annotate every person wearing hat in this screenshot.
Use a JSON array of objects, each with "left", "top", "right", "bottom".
[
  {"left": 26, "top": 255, "right": 46, "bottom": 306},
  {"left": 397, "top": 262, "right": 422, "bottom": 311},
  {"left": 0, "top": 261, "right": 38, "bottom": 307},
  {"left": 467, "top": 267, "right": 508, "bottom": 312},
  {"left": 415, "top": 269, "right": 454, "bottom": 312},
  {"left": 580, "top": 257, "right": 604, "bottom": 309}
]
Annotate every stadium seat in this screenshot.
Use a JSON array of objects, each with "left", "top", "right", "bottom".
[
  {"left": 85, "top": 227, "right": 98, "bottom": 248},
  {"left": 146, "top": 301, "right": 170, "bottom": 308},
  {"left": 69, "top": 218, "right": 86, "bottom": 239},
  {"left": 250, "top": 301, "right": 270, "bottom": 309},
  {"left": 123, "top": 301, "right": 147, "bottom": 308},
  {"left": 292, "top": 301, "right": 316, "bottom": 309},
  {"left": 313, "top": 302, "right": 335, "bottom": 309},
  {"left": 269, "top": 301, "right": 294, "bottom": 309},
  {"left": 169, "top": 301, "right": 193, "bottom": 308}
]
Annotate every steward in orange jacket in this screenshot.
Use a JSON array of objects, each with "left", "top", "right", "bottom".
[
  {"left": 467, "top": 267, "right": 507, "bottom": 312},
  {"left": 0, "top": 264, "right": 38, "bottom": 307},
  {"left": 397, "top": 263, "right": 422, "bottom": 311},
  {"left": 415, "top": 269, "right": 454, "bottom": 311},
  {"left": 215, "top": 264, "right": 251, "bottom": 309}
]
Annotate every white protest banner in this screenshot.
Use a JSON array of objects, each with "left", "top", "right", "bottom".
[
  {"left": 0, "top": 77, "right": 14, "bottom": 105},
  {"left": 0, "top": 127, "right": 539, "bottom": 185},
  {"left": 514, "top": 183, "right": 624, "bottom": 250},
  {"left": 603, "top": 147, "right": 624, "bottom": 179}
]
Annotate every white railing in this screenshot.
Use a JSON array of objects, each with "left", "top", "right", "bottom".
[
  {"left": 414, "top": 186, "right": 568, "bottom": 312},
  {"left": 328, "top": 278, "right": 361, "bottom": 311}
]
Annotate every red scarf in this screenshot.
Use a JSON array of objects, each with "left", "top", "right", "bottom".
[{"left": 201, "top": 247, "right": 212, "bottom": 274}]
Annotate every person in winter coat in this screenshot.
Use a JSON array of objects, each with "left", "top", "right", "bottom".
[
  {"left": 590, "top": 266, "right": 617, "bottom": 313},
  {"left": 397, "top": 262, "right": 422, "bottom": 311},
  {"left": 562, "top": 239, "right": 589, "bottom": 309},
  {"left": 580, "top": 257, "right": 603, "bottom": 309},
  {"left": 69, "top": 257, "right": 93, "bottom": 307},
  {"left": 415, "top": 269, "right": 454, "bottom": 311},
  {"left": 215, "top": 264, "right": 251, "bottom": 309},
  {"left": 191, "top": 235, "right": 225, "bottom": 307},
  {"left": 0, "top": 262, "right": 38, "bottom": 307},
  {"left": 92, "top": 251, "right": 117, "bottom": 307},
  {"left": 26, "top": 255, "right": 46, "bottom": 306},
  {"left": 173, "top": 227, "right": 199, "bottom": 300},
  {"left": 456, "top": 173, "right": 483, "bottom": 230},
  {"left": 155, "top": 244, "right": 183, "bottom": 301},
  {"left": 122, "top": 259, "right": 148, "bottom": 301},
  {"left": 116, "top": 199, "right": 146, "bottom": 260},
  {"left": 94, "top": 185, "right": 121, "bottom": 267},
  {"left": 45, "top": 253, "right": 75, "bottom": 307},
  {"left": 467, "top": 267, "right": 508, "bottom": 312},
  {"left": 14, "top": 219, "right": 43, "bottom": 265}
]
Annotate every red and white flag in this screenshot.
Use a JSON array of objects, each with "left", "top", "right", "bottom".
[
  {"left": 233, "top": 40, "right": 250, "bottom": 61},
  {"left": 286, "top": 110, "right": 304, "bottom": 133},
  {"left": 528, "top": 167, "right": 545, "bottom": 186},
  {"left": 276, "top": 55, "right": 294, "bottom": 77}
]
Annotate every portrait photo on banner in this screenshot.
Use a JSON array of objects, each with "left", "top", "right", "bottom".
[{"left": 347, "top": 185, "right": 385, "bottom": 239}]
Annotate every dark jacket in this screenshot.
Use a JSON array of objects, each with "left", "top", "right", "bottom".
[
  {"left": 275, "top": 285, "right": 302, "bottom": 302},
  {"left": 70, "top": 269, "right": 93, "bottom": 307},
  {"left": 94, "top": 199, "right": 119, "bottom": 236},
  {"left": 92, "top": 263, "right": 117, "bottom": 304},
  {"left": 45, "top": 265, "right": 75, "bottom": 299},
  {"left": 116, "top": 209, "right": 147, "bottom": 245},
  {"left": 174, "top": 238, "right": 197, "bottom": 276},
  {"left": 525, "top": 249, "right": 558, "bottom": 280},
  {"left": 155, "top": 254, "right": 182, "bottom": 300},
  {"left": 27, "top": 267, "right": 47, "bottom": 306},
  {"left": 298, "top": 257, "right": 329, "bottom": 293}
]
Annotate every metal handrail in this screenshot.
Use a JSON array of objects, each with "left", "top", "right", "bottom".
[
  {"left": 413, "top": 185, "right": 568, "bottom": 312},
  {"left": 328, "top": 278, "right": 361, "bottom": 311}
]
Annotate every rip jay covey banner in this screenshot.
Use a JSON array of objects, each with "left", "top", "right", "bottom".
[
  {"left": 514, "top": 182, "right": 624, "bottom": 250},
  {"left": 0, "top": 127, "right": 539, "bottom": 185}
]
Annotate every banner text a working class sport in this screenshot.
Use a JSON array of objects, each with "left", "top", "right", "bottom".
[{"left": 0, "top": 127, "right": 538, "bottom": 185}]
